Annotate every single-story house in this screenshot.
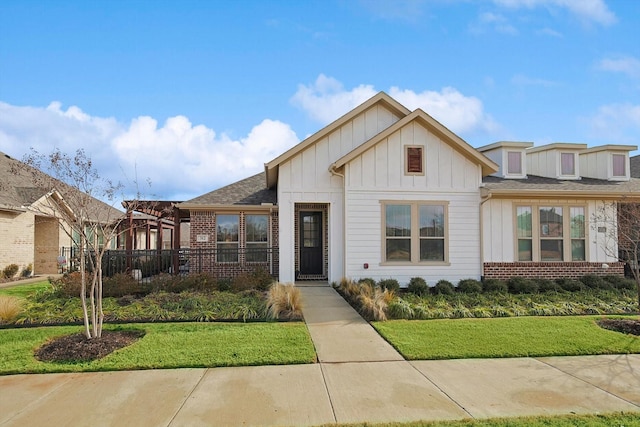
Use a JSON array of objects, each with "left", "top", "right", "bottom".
[
  {"left": 178, "top": 92, "right": 640, "bottom": 285},
  {"left": 0, "top": 151, "right": 123, "bottom": 275}
]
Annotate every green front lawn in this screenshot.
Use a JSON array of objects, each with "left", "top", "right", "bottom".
[
  {"left": 0, "top": 322, "right": 316, "bottom": 375},
  {"left": 0, "top": 280, "right": 51, "bottom": 299},
  {"left": 373, "top": 315, "right": 640, "bottom": 360}
]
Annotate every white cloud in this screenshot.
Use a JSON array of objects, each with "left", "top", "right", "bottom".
[
  {"left": 493, "top": 0, "right": 616, "bottom": 26},
  {"left": 511, "top": 73, "right": 559, "bottom": 87},
  {"left": 588, "top": 103, "right": 640, "bottom": 143},
  {"left": 597, "top": 55, "right": 640, "bottom": 79},
  {"left": 291, "top": 75, "right": 499, "bottom": 136},
  {"left": 290, "top": 74, "right": 377, "bottom": 123},
  {"left": 472, "top": 12, "right": 518, "bottom": 35},
  {"left": 0, "top": 101, "right": 299, "bottom": 200}
]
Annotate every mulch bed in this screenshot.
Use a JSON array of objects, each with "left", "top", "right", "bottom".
[
  {"left": 597, "top": 318, "right": 640, "bottom": 336},
  {"left": 35, "top": 330, "right": 145, "bottom": 363}
]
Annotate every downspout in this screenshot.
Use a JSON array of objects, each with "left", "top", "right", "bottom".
[
  {"left": 329, "top": 164, "right": 345, "bottom": 282},
  {"left": 479, "top": 186, "right": 493, "bottom": 280}
]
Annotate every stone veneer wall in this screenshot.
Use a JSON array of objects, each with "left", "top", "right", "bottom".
[
  {"left": 189, "top": 210, "right": 279, "bottom": 280},
  {"left": 483, "top": 262, "right": 625, "bottom": 280}
]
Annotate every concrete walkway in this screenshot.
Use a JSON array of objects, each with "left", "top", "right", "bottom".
[{"left": 1, "top": 282, "right": 639, "bottom": 426}]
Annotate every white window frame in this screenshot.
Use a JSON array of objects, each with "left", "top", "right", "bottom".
[{"left": 381, "top": 201, "right": 449, "bottom": 265}]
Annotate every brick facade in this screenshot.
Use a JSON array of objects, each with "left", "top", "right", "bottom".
[
  {"left": 483, "top": 261, "right": 625, "bottom": 280},
  {"left": 189, "top": 209, "right": 279, "bottom": 280}
]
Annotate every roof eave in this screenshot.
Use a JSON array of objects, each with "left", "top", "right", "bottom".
[
  {"left": 486, "top": 188, "right": 640, "bottom": 200},
  {"left": 176, "top": 203, "right": 278, "bottom": 211}
]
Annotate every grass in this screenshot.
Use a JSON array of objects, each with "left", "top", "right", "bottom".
[
  {"left": 0, "top": 280, "right": 51, "bottom": 299},
  {"left": 333, "top": 412, "right": 640, "bottom": 426},
  {"left": 0, "top": 322, "right": 316, "bottom": 375},
  {"left": 373, "top": 315, "right": 640, "bottom": 360}
]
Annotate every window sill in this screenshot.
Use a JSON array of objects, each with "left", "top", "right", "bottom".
[{"left": 380, "top": 261, "right": 451, "bottom": 267}]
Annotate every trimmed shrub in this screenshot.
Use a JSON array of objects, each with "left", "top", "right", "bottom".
[
  {"left": 50, "top": 272, "right": 84, "bottom": 297},
  {"left": 216, "top": 278, "right": 232, "bottom": 292},
  {"left": 457, "top": 279, "right": 483, "bottom": 294},
  {"left": 535, "top": 278, "right": 562, "bottom": 293},
  {"left": 378, "top": 278, "right": 400, "bottom": 293},
  {"left": 358, "top": 277, "right": 376, "bottom": 287},
  {"left": 556, "top": 278, "right": 585, "bottom": 292},
  {"left": 580, "top": 274, "right": 612, "bottom": 291},
  {"left": 507, "top": 277, "right": 538, "bottom": 294},
  {"left": 21, "top": 264, "right": 33, "bottom": 278},
  {"left": 482, "top": 278, "right": 508, "bottom": 293},
  {"left": 225, "top": 268, "right": 275, "bottom": 293},
  {"left": 602, "top": 275, "right": 637, "bottom": 291},
  {"left": 432, "top": 279, "right": 455, "bottom": 295},
  {"left": 2, "top": 264, "right": 19, "bottom": 279},
  {"left": 103, "top": 273, "right": 151, "bottom": 297},
  {"left": 407, "top": 277, "right": 428, "bottom": 296}
]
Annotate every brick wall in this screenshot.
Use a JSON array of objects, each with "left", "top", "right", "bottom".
[
  {"left": 483, "top": 262, "right": 625, "bottom": 280},
  {"left": 189, "top": 209, "right": 279, "bottom": 280}
]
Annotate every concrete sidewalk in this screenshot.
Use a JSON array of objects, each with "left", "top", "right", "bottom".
[{"left": 1, "top": 283, "right": 639, "bottom": 426}]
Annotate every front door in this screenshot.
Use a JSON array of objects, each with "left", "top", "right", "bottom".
[{"left": 299, "top": 211, "right": 323, "bottom": 276}]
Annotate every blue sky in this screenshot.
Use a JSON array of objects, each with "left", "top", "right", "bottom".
[{"left": 1, "top": 0, "right": 639, "bottom": 200}]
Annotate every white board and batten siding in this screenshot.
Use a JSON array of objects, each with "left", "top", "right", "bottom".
[
  {"left": 277, "top": 104, "right": 403, "bottom": 283},
  {"left": 343, "top": 121, "right": 484, "bottom": 286},
  {"left": 481, "top": 199, "right": 618, "bottom": 263}
]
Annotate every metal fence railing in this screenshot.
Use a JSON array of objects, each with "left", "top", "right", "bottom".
[{"left": 59, "top": 247, "right": 279, "bottom": 279}]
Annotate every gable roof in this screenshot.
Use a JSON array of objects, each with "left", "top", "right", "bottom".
[
  {"left": 482, "top": 174, "right": 640, "bottom": 199},
  {"left": 331, "top": 108, "right": 499, "bottom": 176},
  {"left": 264, "top": 91, "right": 412, "bottom": 188},
  {"left": 179, "top": 172, "right": 276, "bottom": 209},
  {"left": 0, "top": 151, "right": 123, "bottom": 221}
]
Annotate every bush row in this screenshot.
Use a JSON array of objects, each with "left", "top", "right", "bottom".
[
  {"left": 355, "top": 275, "right": 636, "bottom": 296},
  {"left": 49, "top": 268, "right": 276, "bottom": 299},
  {"left": 1, "top": 264, "right": 32, "bottom": 280}
]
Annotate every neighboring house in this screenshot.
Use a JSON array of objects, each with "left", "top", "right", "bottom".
[
  {"left": 179, "top": 92, "right": 639, "bottom": 285},
  {"left": 0, "top": 151, "right": 122, "bottom": 275}
]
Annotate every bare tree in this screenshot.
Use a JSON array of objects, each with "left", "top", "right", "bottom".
[
  {"left": 592, "top": 200, "right": 640, "bottom": 313},
  {"left": 20, "top": 148, "right": 128, "bottom": 339}
]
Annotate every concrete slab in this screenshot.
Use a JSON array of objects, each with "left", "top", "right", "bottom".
[
  {"left": 299, "top": 285, "right": 403, "bottom": 362},
  {"left": 0, "top": 372, "right": 78, "bottom": 424},
  {"left": 412, "top": 358, "right": 640, "bottom": 419},
  {"left": 538, "top": 354, "right": 640, "bottom": 406},
  {"left": 170, "top": 364, "right": 335, "bottom": 427},
  {"left": 322, "top": 361, "right": 469, "bottom": 424},
  {"left": 2, "top": 369, "right": 205, "bottom": 427}
]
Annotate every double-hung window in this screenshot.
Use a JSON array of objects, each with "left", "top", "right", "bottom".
[
  {"left": 515, "top": 205, "right": 585, "bottom": 261},
  {"left": 245, "top": 214, "right": 268, "bottom": 262},
  {"left": 384, "top": 202, "right": 447, "bottom": 263},
  {"left": 612, "top": 154, "right": 626, "bottom": 177},
  {"left": 216, "top": 214, "right": 239, "bottom": 262}
]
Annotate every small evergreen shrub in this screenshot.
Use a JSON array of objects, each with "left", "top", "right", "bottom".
[
  {"left": 535, "top": 278, "right": 562, "bottom": 293},
  {"left": 216, "top": 278, "right": 232, "bottom": 292},
  {"left": 407, "top": 277, "right": 428, "bottom": 296},
  {"left": 230, "top": 268, "right": 274, "bottom": 292},
  {"left": 21, "top": 264, "right": 33, "bottom": 277},
  {"left": 602, "top": 275, "right": 637, "bottom": 291},
  {"left": 432, "top": 279, "right": 455, "bottom": 295},
  {"left": 556, "top": 278, "right": 584, "bottom": 292},
  {"left": 50, "top": 272, "right": 84, "bottom": 297},
  {"left": 507, "top": 277, "right": 538, "bottom": 294},
  {"left": 457, "top": 278, "right": 483, "bottom": 294},
  {"left": 2, "top": 264, "right": 19, "bottom": 279},
  {"left": 103, "top": 273, "right": 151, "bottom": 297},
  {"left": 580, "top": 274, "right": 612, "bottom": 290},
  {"left": 482, "top": 278, "right": 508, "bottom": 293},
  {"left": 378, "top": 278, "right": 400, "bottom": 293},
  {"left": 358, "top": 277, "right": 376, "bottom": 287}
]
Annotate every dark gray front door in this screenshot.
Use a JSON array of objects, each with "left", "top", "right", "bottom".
[{"left": 299, "top": 211, "right": 323, "bottom": 275}]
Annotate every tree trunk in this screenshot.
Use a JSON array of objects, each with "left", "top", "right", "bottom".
[{"left": 79, "top": 243, "right": 91, "bottom": 339}]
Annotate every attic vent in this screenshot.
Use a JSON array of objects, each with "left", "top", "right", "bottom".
[{"left": 406, "top": 146, "right": 423, "bottom": 175}]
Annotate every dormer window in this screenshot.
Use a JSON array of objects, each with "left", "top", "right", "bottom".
[
  {"left": 612, "top": 154, "right": 626, "bottom": 177},
  {"left": 405, "top": 146, "right": 424, "bottom": 175},
  {"left": 507, "top": 151, "right": 522, "bottom": 175},
  {"left": 560, "top": 153, "right": 575, "bottom": 176}
]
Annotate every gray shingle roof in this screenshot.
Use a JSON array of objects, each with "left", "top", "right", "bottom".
[
  {"left": 184, "top": 172, "right": 276, "bottom": 206},
  {"left": 0, "top": 151, "right": 123, "bottom": 220},
  {"left": 483, "top": 174, "right": 640, "bottom": 194}
]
